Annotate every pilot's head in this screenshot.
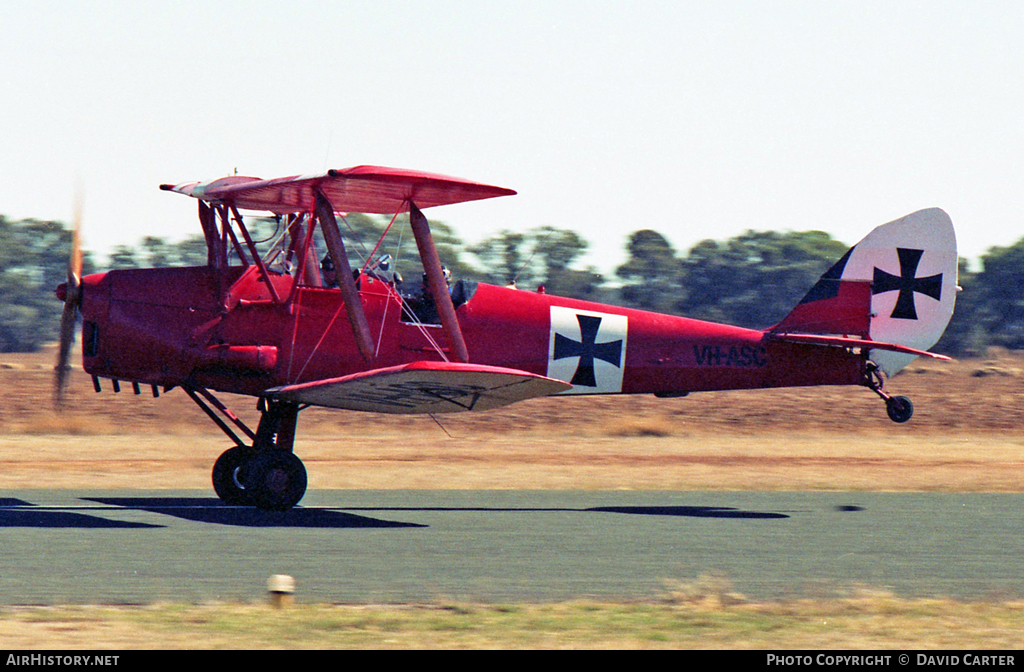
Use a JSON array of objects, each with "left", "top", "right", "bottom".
[
  {"left": 320, "top": 255, "right": 336, "bottom": 285},
  {"left": 422, "top": 266, "right": 451, "bottom": 288}
]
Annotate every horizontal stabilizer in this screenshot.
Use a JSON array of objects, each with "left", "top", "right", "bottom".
[
  {"left": 266, "top": 361, "right": 571, "bottom": 414},
  {"left": 161, "top": 165, "right": 516, "bottom": 215},
  {"left": 768, "top": 332, "right": 952, "bottom": 361}
]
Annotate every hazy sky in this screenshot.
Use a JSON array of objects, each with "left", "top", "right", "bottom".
[{"left": 3, "top": 1, "right": 1023, "bottom": 275}]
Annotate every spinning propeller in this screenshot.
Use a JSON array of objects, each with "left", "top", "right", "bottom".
[{"left": 54, "top": 197, "right": 83, "bottom": 408}]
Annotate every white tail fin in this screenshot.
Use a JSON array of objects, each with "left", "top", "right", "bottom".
[{"left": 775, "top": 208, "right": 957, "bottom": 376}]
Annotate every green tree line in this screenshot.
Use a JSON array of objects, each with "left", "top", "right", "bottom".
[{"left": 1, "top": 213, "right": 1020, "bottom": 357}]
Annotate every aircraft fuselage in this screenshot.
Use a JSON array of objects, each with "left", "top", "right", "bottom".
[{"left": 74, "top": 266, "right": 865, "bottom": 402}]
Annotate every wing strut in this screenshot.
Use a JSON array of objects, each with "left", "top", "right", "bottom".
[
  {"left": 198, "top": 201, "right": 221, "bottom": 269},
  {"left": 409, "top": 202, "right": 469, "bottom": 363},
  {"left": 314, "top": 190, "right": 375, "bottom": 363},
  {"left": 230, "top": 205, "right": 283, "bottom": 304},
  {"left": 198, "top": 201, "right": 226, "bottom": 305}
]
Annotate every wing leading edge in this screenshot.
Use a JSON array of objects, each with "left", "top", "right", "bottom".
[{"left": 266, "top": 361, "right": 572, "bottom": 414}]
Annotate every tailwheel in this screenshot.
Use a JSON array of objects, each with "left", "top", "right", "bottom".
[
  {"left": 246, "top": 450, "right": 308, "bottom": 511},
  {"left": 864, "top": 362, "right": 914, "bottom": 424},
  {"left": 885, "top": 395, "right": 914, "bottom": 424},
  {"left": 212, "top": 446, "right": 256, "bottom": 506}
]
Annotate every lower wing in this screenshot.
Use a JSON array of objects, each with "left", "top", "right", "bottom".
[{"left": 266, "top": 361, "right": 572, "bottom": 414}]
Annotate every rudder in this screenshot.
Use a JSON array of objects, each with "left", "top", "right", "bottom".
[{"left": 773, "top": 208, "right": 957, "bottom": 376}]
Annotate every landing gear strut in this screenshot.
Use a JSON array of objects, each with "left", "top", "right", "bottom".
[
  {"left": 242, "top": 399, "right": 306, "bottom": 511},
  {"left": 194, "top": 390, "right": 308, "bottom": 511},
  {"left": 864, "top": 362, "right": 914, "bottom": 424}
]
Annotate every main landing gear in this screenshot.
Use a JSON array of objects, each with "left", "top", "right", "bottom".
[
  {"left": 212, "top": 444, "right": 308, "bottom": 511},
  {"left": 189, "top": 390, "right": 308, "bottom": 511},
  {"left": 864, "top": 363, "right": 914, "bottom": 424}
]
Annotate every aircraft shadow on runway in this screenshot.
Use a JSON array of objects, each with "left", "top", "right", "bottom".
[
  {"left": 0, "top": 498, "right": 162, "bottom": 529},
  {"left": 84, "top": 497, "right": 425, "bottom": 529},
  {"left": 341, "top": 504, "right": 791, "bottom": 519},
  {"left": 588, "top": 506, "right": 790, "bottom": 519},
  {"left": 0, "top": 497, "right": 792, "bottom": 528}
]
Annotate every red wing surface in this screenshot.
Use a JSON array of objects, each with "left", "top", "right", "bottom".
[{"left": 161, "top": 165, "right": 516, "bottom": 214}]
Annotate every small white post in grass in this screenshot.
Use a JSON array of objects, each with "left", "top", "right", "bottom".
[{"left": 267, "top": 574, "right": 296, "bottom": 608}]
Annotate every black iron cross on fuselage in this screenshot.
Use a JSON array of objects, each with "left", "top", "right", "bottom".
[
  {"left": 872, "top": 248, "right": 943, "bottom": 320},
  {"left": 552, "top": 314, "right": 623, "bottom": 387}
]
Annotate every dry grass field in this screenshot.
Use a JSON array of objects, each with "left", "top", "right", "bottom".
[
  {"left": 1, "top": 595, "right": 1023, "bottom": 650},
  {"left": 1, "top": 345, "right": 1021, "bottom": 492}
]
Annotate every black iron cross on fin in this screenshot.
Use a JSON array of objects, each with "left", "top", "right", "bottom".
[
  {"left": 872, "top": 248, "right": 943, "bottom": 320},
  {"left": 552, "top": 314, "right": 623, "bottom": 387}
]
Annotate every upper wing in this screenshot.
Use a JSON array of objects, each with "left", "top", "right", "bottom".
[
  {"left": 160, "top": 165, "right": 516, "bottom": 214},
  {"left": 266, "top": 361, "right": 571, "bottom": 414}
]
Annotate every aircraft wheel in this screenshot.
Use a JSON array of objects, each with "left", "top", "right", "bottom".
[
  {"left": 885, "top": 395, "right": 914, "bottom": 424},
  {"left": 212, "top": 447, "right": 255, "bottom": 505},
  {"left": 246, "top": 451, "right": 307, "bottom": 511}
]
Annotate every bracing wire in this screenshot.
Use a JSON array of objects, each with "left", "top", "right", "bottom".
[{"left": 427, "top": 413, "right": 453, "bottom": 438}]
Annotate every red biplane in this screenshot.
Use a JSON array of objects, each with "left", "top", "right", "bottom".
[{"left": 55, "top": 166, "right": 958, "bottom": 510}]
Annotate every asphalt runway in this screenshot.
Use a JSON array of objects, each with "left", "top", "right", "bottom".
[{"left": 0, "top": 490, "right": 1021, "bottom": 605}]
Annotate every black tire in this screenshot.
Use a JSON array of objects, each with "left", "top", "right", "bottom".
[
  {"left": 212, "top": 446, "right": 255, "bottom": 505},
  {"left": 886, "top": 395, "right": 914, "bottom": 423},
  {"left": 246, "top": 450, "right": 308, "bottom": 512}
]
